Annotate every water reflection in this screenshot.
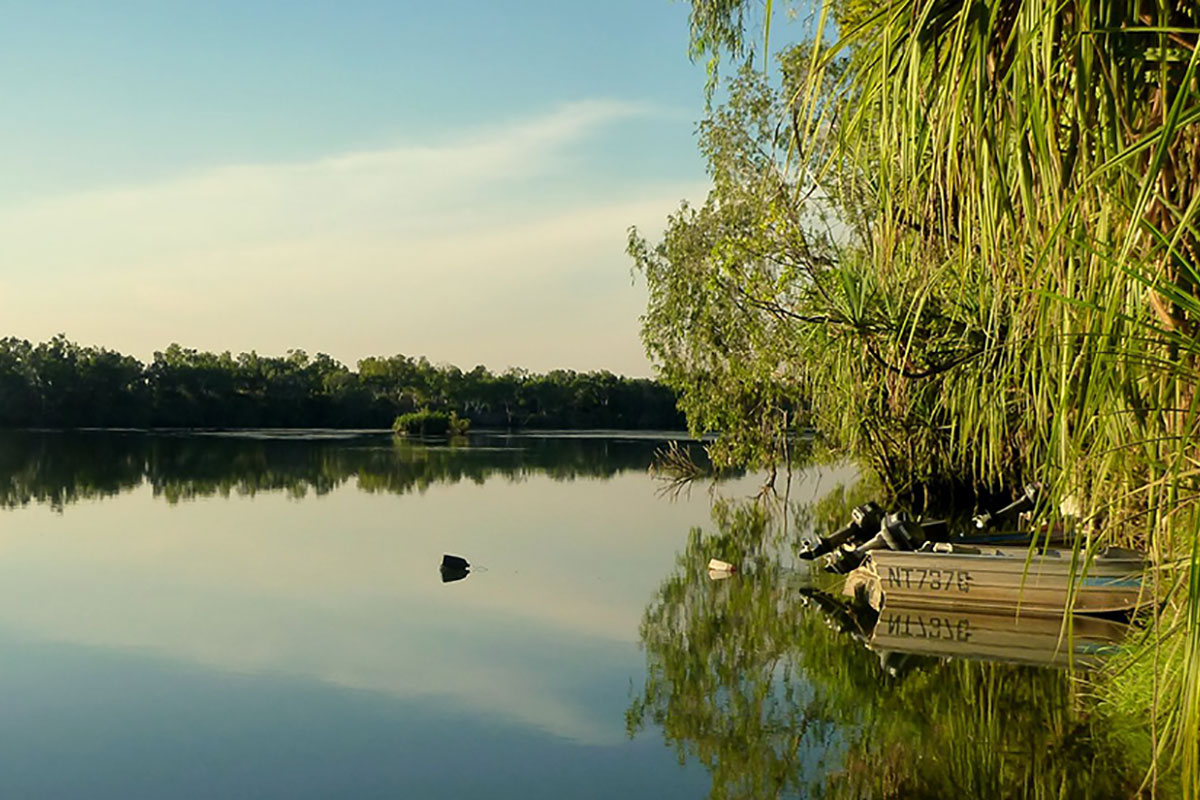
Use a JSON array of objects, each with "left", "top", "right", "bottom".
[
  {"left": 0, "top": 631, "right": 705, "bottom": 800},
  {"left": 629, "top": 497, "right": 1141, "bottom": 799},
  {"left": 868, "top": 604, "right": 1127, "bottom": 670},
  {"left": 0, "top": 429, "right": 781, "bottom": 792},
  {"left": 0, "top": 431, "right": 1144, "bottom": 797},
  {"left": 0, "top": 429, "right": 713, "bottom": 510}
]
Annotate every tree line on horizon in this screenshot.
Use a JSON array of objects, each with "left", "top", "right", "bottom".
[{"left": 0, "top": 335, "right": 684, "bottom": 430}]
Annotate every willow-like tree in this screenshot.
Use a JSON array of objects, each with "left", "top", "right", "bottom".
[{"left": 636, "top": 0, "right": 1200, "bottom": 790}]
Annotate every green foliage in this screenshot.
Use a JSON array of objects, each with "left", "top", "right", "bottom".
[
  {"left": 0, "top": 336, "right": 684, "bottom": 431},
  {"left": 392, "top": 409, "right": 470, "bottom": 437},
  {"left": 630, "top": 64, "right": 830, "bottom": 469},
  {"left": 628, "top": 496, "right": 1142, "bottom": 796},
  {"left": 630, "top": 497, "right": 1143, "bottom": 798},
  {"left": 651, "top": 0, "right": 1200, "bottom": 788}
]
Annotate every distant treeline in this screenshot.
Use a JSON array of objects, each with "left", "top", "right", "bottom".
[{"left": 0, "top": 336, "right": 684, "bottom": 430}]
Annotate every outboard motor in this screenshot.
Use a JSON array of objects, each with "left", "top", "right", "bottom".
[
  {"left": 797, "top": 502, "right": 885, "bottom": 560},
  {"left": 825, "top": 512, "right": 926, "bottom": 574}
]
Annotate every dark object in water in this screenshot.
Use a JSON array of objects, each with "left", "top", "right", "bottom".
[
  {"left": 441, "top": 554, "right": 470, "bottom": 571},
  {"left": 440, "top": 554, "right": 470, "bottom": 583},
  {"left": 440, "top": 565, "right": 469, "bottom": 583}
]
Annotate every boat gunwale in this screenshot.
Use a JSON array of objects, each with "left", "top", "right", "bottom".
[{"left": 867, "top": 550, "right": 1146, "bottom": 573}]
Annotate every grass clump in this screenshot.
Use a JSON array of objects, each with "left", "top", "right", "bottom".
[{"left": 392, "top": 409, "right": 470, "bottom": 437}]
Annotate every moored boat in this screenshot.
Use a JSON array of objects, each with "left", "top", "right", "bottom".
[{"left": 849, "top": 545, "right": 1149, "bottom": 615}]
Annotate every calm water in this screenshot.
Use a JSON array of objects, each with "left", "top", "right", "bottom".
[{"left": 0, "top": 431, "right": 1136, "bottom": 798}]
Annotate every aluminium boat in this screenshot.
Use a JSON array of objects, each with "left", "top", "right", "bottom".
[{"left": 845, "top": 544, "right": 1148, "bottom": 615}]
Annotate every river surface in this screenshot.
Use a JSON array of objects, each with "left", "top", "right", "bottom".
[{"left": 0, "top": 431, "right": 1136, "bottom": 798}]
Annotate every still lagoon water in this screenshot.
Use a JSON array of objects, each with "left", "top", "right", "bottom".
[{"left": 0, "top": 431, "right": 1137, "bottom": 798}]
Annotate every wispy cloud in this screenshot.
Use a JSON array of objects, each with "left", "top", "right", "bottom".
[
  {"left": 0, "top": 101, "right": 705, "bottom": 374},
  {"left": 0, "top": 100, "right": 652, "bottom": 270}
]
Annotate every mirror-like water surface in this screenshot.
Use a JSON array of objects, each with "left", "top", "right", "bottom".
[{"left": 0, "top": 432, "right": 1138, "bottom": 798}]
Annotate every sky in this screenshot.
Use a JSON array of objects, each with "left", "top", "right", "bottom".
[
  {"left": 0, "top": 0, "right": 706, "bottom": 377},
  {"left": 0, "top": 0, "right": 811, "bottom": 377}
]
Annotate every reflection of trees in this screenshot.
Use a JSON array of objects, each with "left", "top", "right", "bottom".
[
  {"left": 0, "top": 432, "right": 145, "bottom": 510},
  {"left": 630, "top": 499, "right": 1140, "bottom": 799},
  {"left": 628, "top": 501, "right": 855, "bottom": 799},
  {"left": 0, "top": 431, "right": 707, "bottom": 511}
]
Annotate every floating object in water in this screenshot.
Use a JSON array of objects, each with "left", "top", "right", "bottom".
[
  {"left": 440, "top": 565, "right": 469, "bottom": 583},
  {"left": 441, "top": 554, "right": 469, "bottom": 571},
  {"left": 707, "top": 558, "right": 736, "bottom": 573},
  {"left": 707, "top": 558, "right": 737, "bottom": 580},
  {"left": 440, "top": 554, "right": 470, "bottom": 583}
]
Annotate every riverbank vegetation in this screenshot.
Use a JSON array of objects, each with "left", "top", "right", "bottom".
[
  {"left": 0, "top": 336, "right": 683, "bottom": 430},
  {"left": 633, "top": 0, "right": 1200, "bottom": 793},
  {"left": 392, "top": 409, "right": 470, "bottom": 437}
]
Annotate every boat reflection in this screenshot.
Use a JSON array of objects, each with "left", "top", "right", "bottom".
[
  {"left": 870, "top": 604, "right": 1126, "bottom": 670},
  {"left": 632, "top": 497, "right": 1143, "bottom": 798},
  {"left": 798, "top": 583, "right": 1127, "bottom": 671}
]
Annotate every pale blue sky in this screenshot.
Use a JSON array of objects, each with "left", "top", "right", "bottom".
[{"left": 0, "top": 0, "right": 798, "bottom": 376}]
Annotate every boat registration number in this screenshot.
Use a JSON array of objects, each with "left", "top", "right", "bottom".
[
  {"left": 882, "top": 612, "right": 972, "bottom": 642},
  {"left": 885, "top": 566, "right": 973, "bottom": 593}
]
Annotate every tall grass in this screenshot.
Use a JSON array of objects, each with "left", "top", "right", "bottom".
[{"left": 777, "top": 1, "right": 1200, "bottom": 793}]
